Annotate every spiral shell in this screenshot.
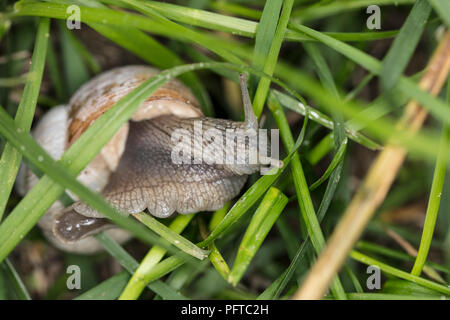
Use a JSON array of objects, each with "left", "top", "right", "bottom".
[{"left": 67, "top": 65, "right": 202, "bottom": 196}]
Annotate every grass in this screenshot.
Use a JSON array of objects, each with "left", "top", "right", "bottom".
[
  {"left": 411, "top": 79, "right": 450, "bottom": 276},
  {"left": 0, "top": 0, "right": 449, "bottom": 300}
]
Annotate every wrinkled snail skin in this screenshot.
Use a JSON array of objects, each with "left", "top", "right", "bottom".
[{"left": 17, "top": 65, "right": 270, "bottom": 254}]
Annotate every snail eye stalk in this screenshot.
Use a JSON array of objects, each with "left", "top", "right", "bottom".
[{"left": 239, "top": 73, "right": 258, "bottom": 131}]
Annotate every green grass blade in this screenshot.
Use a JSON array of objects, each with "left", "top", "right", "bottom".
[
  {"left": 340, "top": 293, "right": 446, "bottom": 300},
  {"left": 209, "top": 202, "right": 229, "bottom": 231},
  {"left": 229, "top": 187, "right": 288, "bottom": 285},
  {"left": 290, "top": 23, "right": 450, "bottom": 127},
  {"left": 428, "top": 0, "right": 450, "bottom": 27},
  {"left": 268, "top": 94, "right": 347, "bottom": 300},
  {"left": 121, "top": 214, "right": 195, "bottom": 299},
  {"left": 0, "top": 17, "right": 49, "bottom": 219},
  {"left": 75, "top": 271, "right": 129, "bottom": 300},
  {"left": 257, "top": 239, "right": 310, "bottom": 300},
  {"left": 310, "top": 138, "right": 347, "bottom": 191},
  {"left": 147, "top": 0, "right": 259, "bottom": 38},
  {"left": 356, "top": 241, "right": 450, "bottom": 275},
  {"left": 307, "top": 133, "right": 334, "bottom": 165},
  {"left": 14, "top": 0, "right": 399, "bottom": 52},
  {"left": 291, "top": 0, "right": 415, "bottom": 21},
  {"left": 344, "top": 266, "right": 364, "bottom": 294},
  {"left": 141, "top": 0, "right": 399, "bottom": 42},
  {"left": 274, "top": 62, "right": 444, "bottom": 162},
  {"left": 380, "top": 0, "right": 431, "bottom": 91},
  {"left": 208, "top": 242, "right": 230, "bottom": 281},
  {"left": 205, "top": 205, "right": 232, "bottom": 281},
  {"left": 411, "top": 79, "right": 450, "bottom": 276},
  {"left": 350, "top": 250, "right": 450, "bottom": 296},
  {"left": 0, "top": 258, "right": 31, "bottom": 300},
  {"left": 272, "top": 90, "right": 380, "bottom": 150},
  {"left": 250, "top": 0, "right": 282, "bottom": 93},
  {"left": 252, "top": 0, "right": 282, "bottom": 61},
  {"left": 209, "top": 1, "right": 262, "bottom": 20},
  {"left": 345, "top": 73, "right": 375, "bottom": 102},
  {"left": 58, "top": 20, "right": 90, "bottom": 95},
  {"left": 14, "top": 1, "right": 244, "bottom": 64},
  {"left": 94, "top": 232, "right": 188, "bottom": 299},
  {"left": 61, "top": 21, "right": 101, "bottom": 75},
  {"left": 303, "top": 42, "right": 340, "bottom": 97},
  {"left": 275, "top": 215, "right": 300, "bottom": 261},
  {"left": 117, "top": 214, "right": 198, "bottom": 299},
  {"left": 136, "top": 255, "right": 186, "bottom": 286},
  {"left": 117, "top": 0, "right": 243, "bottom": 64},
  {"left": 302, "top": 41, "right": 345, "bottom": 142},
  {"left": 122, "top": 204, "right": 234, "bottom": 296},
  {"left": 133, "top": 213, "right": 208, "bottom": 260},
  {"left": 252, "top": 0, "right": 294, "bottom": 117},
  {"left": 307, "top": 72, "right": 421, "bottom": 164},
  {"left": 303, "top": 41, "right": 347, "bottom": 220},
  {"left": 45, "top": 35, "right": 66, "bottom": 101}
]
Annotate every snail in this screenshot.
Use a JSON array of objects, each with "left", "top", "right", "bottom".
[{"left": 17, "top": 65, "right": 280, "bottom": 254}]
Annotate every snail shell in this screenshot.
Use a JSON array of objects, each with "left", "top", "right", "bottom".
[{"left": 17, "top": 65, "right": 269, "bottom": 253}]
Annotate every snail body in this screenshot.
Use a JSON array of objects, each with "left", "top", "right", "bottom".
[{"left": 17, "top": 65, "right": 274, "bottom": 253}]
